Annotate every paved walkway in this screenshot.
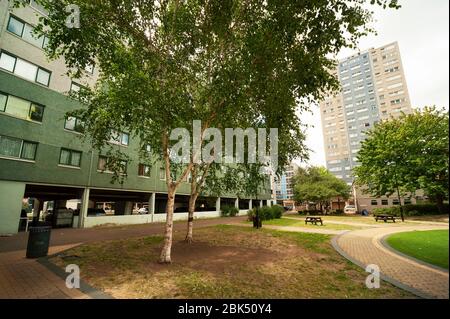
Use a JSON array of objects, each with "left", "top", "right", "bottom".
[
  {"left": 333, "top": 225, "right": 449, "bottom": 299},
  {"left": 0, "top": 245, "right": 88, "bottom": 299},
  {"left": 232, "top": 223, "right": 346, "bottom": 235},
  {"left": 283, "top": 216, "right": 379, "bottom": 228},
  {"left": 0, "top": 216, "right": 245, "bottom": 299}
]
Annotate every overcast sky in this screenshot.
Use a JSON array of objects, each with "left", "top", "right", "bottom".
[{"left": 297, "top": 0, "right": 449, "bottom": 168}]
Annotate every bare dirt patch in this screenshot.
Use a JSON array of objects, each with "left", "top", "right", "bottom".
[{"left": 50, "top": 225, "right": 414, "bottom": 299}]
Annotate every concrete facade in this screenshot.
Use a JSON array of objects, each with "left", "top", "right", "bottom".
[{"left": 319, "top": 42, "right": 414, "bottom": 212}]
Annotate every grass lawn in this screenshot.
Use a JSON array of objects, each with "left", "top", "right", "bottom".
[
  {"left": 286, "top": 214, "right": 419, "bottom": 226},
  {"left": 51, "top": 225, "right": 413, "bottom": 298},
  {"left": 386, "top": 229, "right": 449, "bottom": 269},
  {"left": 287, "top": 214, "right": 381, "bottom": 225},
  {"left": 245, "top": 217, "right": 363, "bottom": 231}
]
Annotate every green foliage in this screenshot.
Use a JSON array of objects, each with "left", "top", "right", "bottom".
[
  {"left": 221, "top": 205, "right": 239, "bottom": 217},
  {"left": 297, "top": 209, "right": 322, "bottom": 215},
  {"left": 271, "top": 205, "right": 284, "bottom": 219},
  {"left": 373, "top": 203, "right": 449, "bottom": 216},
  {"left": 247, "top": 205, "right": 283, "bottom": 221},
  {"left": 354, "top": 107, "right": 449, "bottom": 212},
  {"left": 293, "top": 166, "right": 351, "bottom": 209},
  {"left": 18, "top": 0, "right": 400, "bottom": 177}
]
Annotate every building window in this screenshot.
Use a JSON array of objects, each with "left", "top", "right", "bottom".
[
  {"left": 159, "top": 168, "right": 166, "bottom": 180},
  {"left": 29, "top": 0, "right": 49, "bottom": 15},
  {"left": 392, "top": 199, "right": 400, "bottom": 205},
  {"left": 6, "top": 16, "right": 24, "bottom": 36},
  {"left": 64, "top": 116, "right": 84, "bottom": 133},
  {"left": 404, "top": 198, "right": 412, "bottom": 205},
  {"left": 7, "top": 15, "right": 49, "bottom": 48},
  {"left": 0, "top": 51, "right": 50, "bottom": 86},
  {"left": 371, "top": 199, "right": 378, "bottom": 205},
  {"left": 0, "top": 135, "right": 37, "bottom": 160},
  {"left": 84, "top": 64, "right": 94, "bottom": 74},
  {"left": 70, "top": 82, "right": 81, "bottom": 92},
  {"left": 0, "top": 92, "right": 44, "bottom": 122},
  {"left": 138, "top": 164, "right": 151, "bottom": 177},
  {"left": 59, "top": 148, "right": 81, "bottom": 167},
  {"left": 109, "top": 130, "right": 129, "bottom": 146},
  {"left": 381, "top": 199, "right": 388, "bottom": 205},
  {"left": 97, "top": 156, "right": 127, "bottom": 174},
  {"left": 97, "top": 156, "right": 108, "bottom": 171}
]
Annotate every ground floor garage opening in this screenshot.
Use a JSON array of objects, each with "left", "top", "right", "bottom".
[{"left": 22, "top": 184, "right": 85, "bottom": 231}]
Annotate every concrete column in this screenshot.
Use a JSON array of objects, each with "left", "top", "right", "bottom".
[
  {"left": 124, "top": 201, "right": 133, "bottom": 215},
  {"left": 149, "top": 193, "right": 155, "bottom": 222},
  {"left": 216, "top": 197, "right": 221, "bottom": 213},
  {"left": 249, "top": 199, "right": 252, "bottom": 210},
  {"left": 79, "top": 188, "right": 90, "bottom": 228},
  {"left": 0, "top": 181, "right": 25, "bottom": 235},
  {"left": 235, "top": 198, "right": 239, "bottom": 209}
]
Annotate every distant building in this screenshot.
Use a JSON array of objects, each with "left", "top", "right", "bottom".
[
  {"left": 274, "top": 163, "right": 299, "bottom": 209},
  {"left": 319, "top": 42, "right": 417, "bottom": 212}
]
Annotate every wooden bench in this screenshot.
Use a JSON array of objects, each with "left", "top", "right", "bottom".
[
  {"left": 374, "top": 214, "right": 399, "bottom": 223},
  {"left": 305, "top": 216, "right": 323, "bottom": 226}
]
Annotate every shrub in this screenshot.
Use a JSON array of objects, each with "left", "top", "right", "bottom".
[
  {"left": 247, "top": 208, "right": 256, "bottom": 221},
  {"left": 248, "top": 206, "right": 282, "bottom": 221},
  {"left": 333, "top": 209, "right": 344, "bottom": 215},
  {"left": 373, "top": 203, "right": 448, "bottom": 216},
  {"left": 403, "top": 203, "right": 449, "bottom": 215},
  {"left": 258, "top": 206, "right": 273, "bottom": 221},
  {"left": 221, "top": 205, "right": 239, "bottom": 217},
  {"left": 373, "top": 207, "right": 398, "bottom": 216},
  {"left": 271, "top": 205, "right": 284, "bottom": 219}
]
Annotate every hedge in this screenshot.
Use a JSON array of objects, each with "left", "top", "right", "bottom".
[
  {"left": 221, "top": 205, "right": 239, "bottom": 217},
  {"left": 247, "top": 205, "right": 284, "bottom": 221},
  {"left": 373, "top": 203, "right": 449, "bottom": 216}
]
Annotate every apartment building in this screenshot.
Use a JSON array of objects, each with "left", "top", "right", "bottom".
[
  {"left": 274, "top": 162, "right": 299, "bottom": 209},
  {"left": 0, "top": 1, "right": 271, "bottom": 235},
  {"left": 319, "top": 42, "right": 415, "bottom": 212}
]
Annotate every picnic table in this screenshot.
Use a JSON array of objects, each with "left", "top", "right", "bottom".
[
  {"left": 374, "top": 214, "right": 400, "bottom": 223},
  {"left": 305, "top": 216, "right": 323, "bottom": 226}
]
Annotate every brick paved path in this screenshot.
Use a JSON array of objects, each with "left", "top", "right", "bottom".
[
  {"left": 333, "top": 225, "right": 449, "bottom": 299},
  {"left": 0, "top": 216, "right": 245, "bottom": 299},
  {"left": 0, "top": 246, "right": 87, "bottom": 299}
]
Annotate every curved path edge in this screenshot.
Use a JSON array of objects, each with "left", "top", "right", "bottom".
[
  {"left": 331, "top": 225, "right": 449, "bottom": 299},
  {"left": 331, "top": 235, "right": 432, "bottom": 299},
  {"left": 380, "top": 234, "right": 449, "bottom": 274}
]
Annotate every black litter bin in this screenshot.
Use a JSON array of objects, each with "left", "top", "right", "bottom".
[
  {"left": 26, "top": 226, "right": 51, "bottom": 258},
  {"left": 253, "top": 214, "right": 262, "bottom": 229}
]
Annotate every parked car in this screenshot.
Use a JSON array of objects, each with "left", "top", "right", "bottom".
[
  {"left": 344, "top": 205, "right": 357, "bottom": 214},
  {"left": 87, "top": 208, "right": 107, "bottom": 216},
  {"left": 137, "top": 207, "right": 149, "bottom": 214}
]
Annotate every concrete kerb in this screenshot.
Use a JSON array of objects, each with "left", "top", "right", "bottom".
[
  {"left": 37, "top": 249, "right": 113, "bottom": 299},
  {"left": 330, "top": 233, "right": 432, "bottom": 299},
  {"left": 380, "top": 233, "right": 449, "bottom": 274}
]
